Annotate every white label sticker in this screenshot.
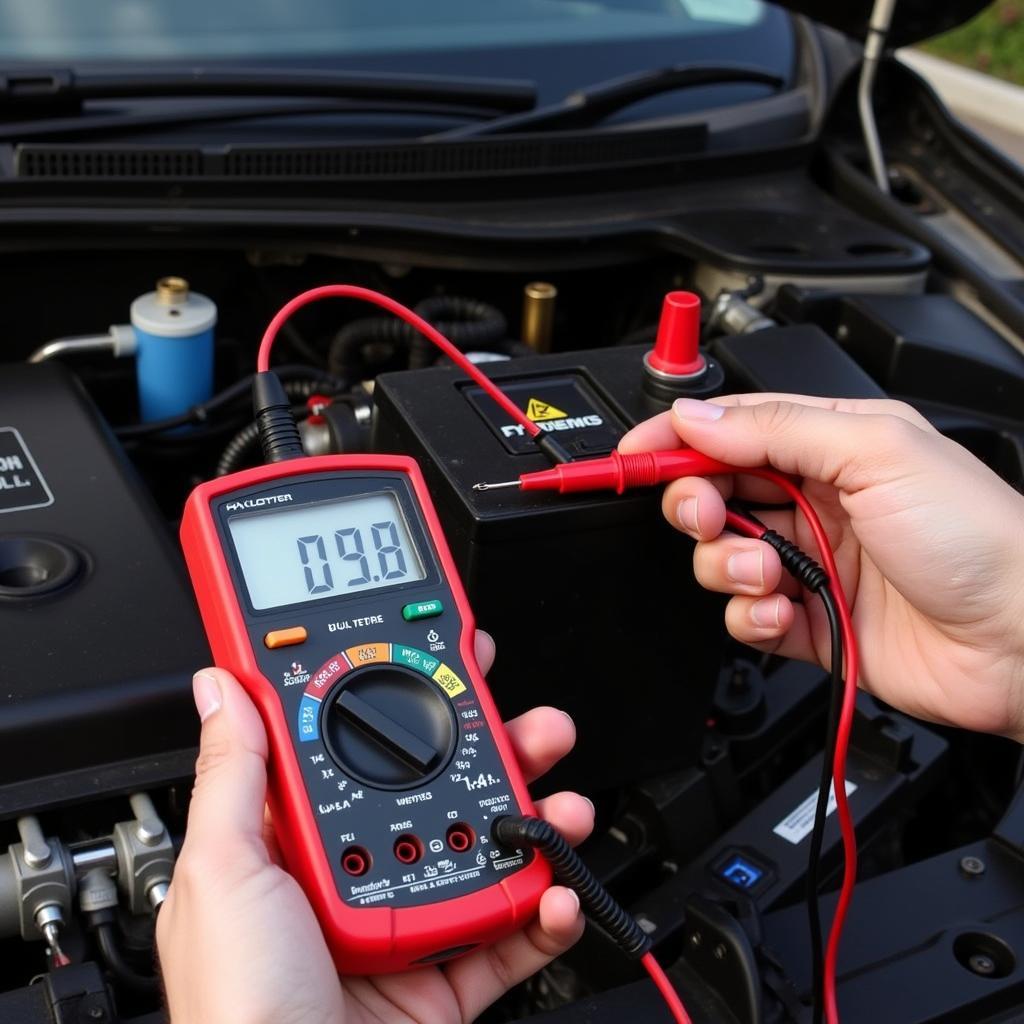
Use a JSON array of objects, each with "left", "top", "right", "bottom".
[
  {"left": 772, "top": 781, "right": 858, "bottom": 845},
  {"left": 0, "top": 427, "right": 53, "bottom": 514}
]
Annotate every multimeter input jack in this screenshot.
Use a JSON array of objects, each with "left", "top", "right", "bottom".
[
  {"left": 393, "top": 835, "right": 424, "bottom": 865},
  {"left": 446, "top": 823, "right": 476, "bottom": 853},
  {"left": 341, "top": 846, "right": 371, "bottom": 877}
]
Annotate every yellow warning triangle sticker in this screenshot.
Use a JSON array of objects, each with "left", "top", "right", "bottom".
[{"left": 525, "top": 398, "right": 567, "bottom": 422}]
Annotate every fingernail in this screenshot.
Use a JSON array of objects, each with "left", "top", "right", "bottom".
[
  {"left": 582, "top": 796, "right": 596, "bottom": 817},
  {"left": 673, "top": 398, "right": 724, "bottom": 422},
  {"left": 192, "top": 671, "right": 222, "bottom": 722},
  {"left": 677, "top": 496, "right": 700, "bottom": 536},
  {"left": 565, "top": 888, "right": 581, "bottom": 914},
  {"left": 751, "top": 597, "right": 782, "bottom": 628},
  {"left": 557, "top": 709, "right": 576, "bottom": 731},
  {"left": 727, "top": 548, "right": 764, "bottom": 587}
]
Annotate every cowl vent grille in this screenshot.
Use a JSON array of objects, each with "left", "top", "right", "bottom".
[
  {"left": 14, "top": 127, "right": 704, "bottom": 181},
  {"left": 17, "top": 147, "right": 203, "bottom": 178}
]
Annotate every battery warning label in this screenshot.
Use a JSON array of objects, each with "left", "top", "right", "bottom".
[
  {"left": 464, "top": 374, "right": 625, "bottom": 456},
  {"left": 525, "top": 398, "right": 567, "bottom": 422},
  {"left": 0, "top": 427, "right": 53, "bottom": 514}
]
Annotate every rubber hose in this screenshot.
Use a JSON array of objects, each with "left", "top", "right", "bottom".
[
  {"left": 94, "top": 922, "right": 160, "bottom": 995},
  {"left": 216, "top": 420, "right": 260, "bottom": 477},
  {"left": 408, "top": 296, "right": 508, "bottom": 369},
  {"left": 328, "top": 297, "right": 508, "bottom": 374},
  {"left": 328, "top": 317, "right": 411, "bottom": 376}
]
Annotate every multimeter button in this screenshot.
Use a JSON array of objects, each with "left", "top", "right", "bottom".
[
  {"left": 401, "top": 599, "right": 444, "bottom": 622},
  {"left": 345, "top": 642, "right": 391, "bottom": 666},
  {"left": 264, "top": 626, "right": 308, "bottom": 649}
]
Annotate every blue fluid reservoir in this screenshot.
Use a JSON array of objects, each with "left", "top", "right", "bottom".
[{"left": 132, "top": 277, "right": 217, "bottom": 421}]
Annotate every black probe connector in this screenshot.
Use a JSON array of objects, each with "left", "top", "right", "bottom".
[
  {"left": 253, "top": 371, "right": 305, "bottom": 463},
  {"left": 759, "top": 528, "right": 829, "bottom": 593},
  {"left": 493, "top": 815, "right": 651, "bottom": 959},
  {"left": 534, "top": 433, "right": 574, "bottom": 465}
]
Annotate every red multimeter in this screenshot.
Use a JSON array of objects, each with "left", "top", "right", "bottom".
[{"left": 180, "top": 454, "right": 550, "bottom": 973}]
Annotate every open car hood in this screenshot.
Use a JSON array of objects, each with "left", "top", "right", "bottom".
[{"left": 775, "top": 0, "right": 991, "bottom": 47}]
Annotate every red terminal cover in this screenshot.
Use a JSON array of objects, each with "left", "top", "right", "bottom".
[
  {"left": 180, "top": 454, "right": 551, "bottom": 974},
  {"left": 647, "top": 291, "right": 706, "bottom": 377}
]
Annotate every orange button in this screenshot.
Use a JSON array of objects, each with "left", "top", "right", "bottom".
[{"left": 264, "top": 626, "right": 308, "bottom": 649}]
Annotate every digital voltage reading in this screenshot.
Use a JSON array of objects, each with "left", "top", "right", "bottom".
[
  {"left": 228, "top": 490, "right": 426, "bottom": 610},
  {"left": 297, "top": 520, "right": 408, "bottom": 594}
]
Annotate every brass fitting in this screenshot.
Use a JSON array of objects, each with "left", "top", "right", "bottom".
[
  {"left": 521, "top": 282, "right": 557, "bottom": 353},
  {"left": 156, "top": 276, "right": 190, "bottom": 305}
]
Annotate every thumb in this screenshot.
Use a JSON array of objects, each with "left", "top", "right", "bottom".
[
  {"left": 668, "top": 396, "right": 931, "bottom": 492},
  {"left": 184, "top": 668, "right": 270, "bottom": 861}
]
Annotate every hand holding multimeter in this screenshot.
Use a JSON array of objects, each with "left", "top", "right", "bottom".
[
  {"left": 180, "top": 454, "right": 559, "bottom": 973},
  {"left": 166, "top": 290, "right": 600, "bottom": 1020},
  {"left": 155, "top": 654, "right": 588, "bottom": 1024}
]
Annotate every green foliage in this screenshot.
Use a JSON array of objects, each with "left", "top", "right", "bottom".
[{"left": 921, "top": 0, "right": 1024, "bottom": 84}]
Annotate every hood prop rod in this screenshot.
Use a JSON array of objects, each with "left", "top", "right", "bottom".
[{"left": 859, "top": 0, "right": 897, "bottom": 194}]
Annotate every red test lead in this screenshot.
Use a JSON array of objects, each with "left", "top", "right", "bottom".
[
  {"left": 472, "top": 448, "right": 734, "bottom": 494},
  {"left": 471, "top": 450, "right": 737, "bottom": 493}
]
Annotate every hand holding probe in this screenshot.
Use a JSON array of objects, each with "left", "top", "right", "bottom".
[{"left": 475, "top": 444, "right": 861, "bottom": 1024}]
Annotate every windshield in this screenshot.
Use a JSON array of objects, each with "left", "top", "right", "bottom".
[
  {"left": 0, "top": 1, "right": 770, "bottom": 61},
  {"left": 0, "top": 1, "right": 794, "bottom": 123}
]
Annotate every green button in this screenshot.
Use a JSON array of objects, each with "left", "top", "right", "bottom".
[
  {"left": 402, "top": 599, "right": 444, "bottom": 622},
  {"left": 393, "top": 645, "right": 441, "bottom": 678}
]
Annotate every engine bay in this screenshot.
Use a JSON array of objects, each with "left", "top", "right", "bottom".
[{"left": 3, "top": 72, "right": 1024, "bottom": 1020}]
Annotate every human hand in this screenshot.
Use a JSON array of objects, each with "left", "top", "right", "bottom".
[
  {"left": 620, "top": 395, "right": 1024, "bottom": 741},
  {"left": 156, "top": 631, "right": 592, "bottom": 1024}
]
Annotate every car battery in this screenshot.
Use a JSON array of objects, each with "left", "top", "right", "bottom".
[
  {"left": 372, "top": 346, "right": 726, "bottom": 793},
  {"left": 0, "top": 363, "right": 210, "bottom": 815}
]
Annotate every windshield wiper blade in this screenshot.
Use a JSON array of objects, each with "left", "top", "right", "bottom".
[
  {"left": 0, "top": 67, "right": 536, "bottom": 118},
  {"left": 435, "top": 64, "right": 783, "bottom": 139}
]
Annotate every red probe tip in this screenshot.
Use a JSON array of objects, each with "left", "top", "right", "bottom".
[{"left": 647, "top": 291, "right": 706, "bottom": 378}]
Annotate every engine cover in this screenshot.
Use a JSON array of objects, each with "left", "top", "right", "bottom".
[{"left": 0, "top": 363, "right": 208, "bottom": 816}]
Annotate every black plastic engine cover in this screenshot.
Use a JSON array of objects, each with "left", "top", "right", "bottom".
[{"left": 0, "top": 363, "right": 208, "bottom": 816}]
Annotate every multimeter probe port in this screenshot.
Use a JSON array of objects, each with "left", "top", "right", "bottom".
[
  {"left": 446, "top": 822, "right": 476, "bottom": 853},
  {"left": 393, "top": 835, "right": 424, "bottom": 865},
  {"left": 341, "top": 845, "right": 372, "bottom": 877}
]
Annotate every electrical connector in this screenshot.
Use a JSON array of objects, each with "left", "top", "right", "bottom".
[{"left": 253, "top": 371, "right": 305, "bottom": 464}]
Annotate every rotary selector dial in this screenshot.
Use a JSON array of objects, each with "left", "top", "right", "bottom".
[{"left": 322, "top": 665, "right": 458, "bottom": 788}]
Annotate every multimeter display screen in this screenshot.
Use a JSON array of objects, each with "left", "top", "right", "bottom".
[{"left": 228, "top": 491, "right": 426, "bottom": 610}]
